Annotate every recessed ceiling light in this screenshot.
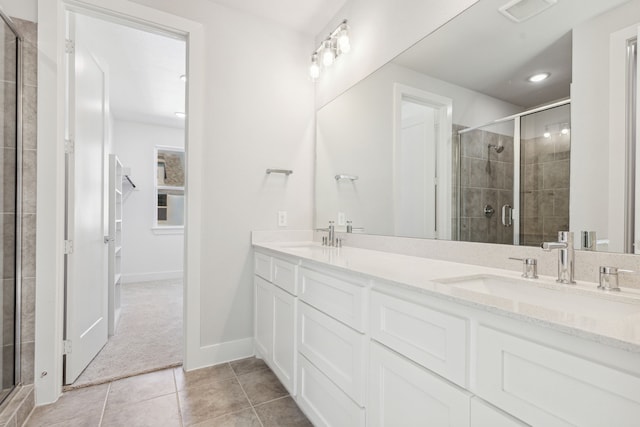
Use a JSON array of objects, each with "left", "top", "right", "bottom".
[
  {"left": 528, "top": 72, "right": 550, "bottom": 83},
  {"left": 175, "top": 112, "right": 186, "bottom": 118}
]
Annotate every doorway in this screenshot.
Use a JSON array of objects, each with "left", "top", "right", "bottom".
[
  {"left": 63, "top": 10, "right": 187, "bottom": 388},
  {"left": 393, "top": 84, "right": 453, "bottom": 240}
]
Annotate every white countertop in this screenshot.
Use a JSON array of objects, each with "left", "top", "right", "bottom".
[{"left": 253, "top": 241, "right": 640, "bottom": 353}]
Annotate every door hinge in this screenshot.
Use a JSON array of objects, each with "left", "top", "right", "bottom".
[
  {"left": 65, "top": 139, "right": 74, "bottom": 154},
  {"left": 65, "top": 39, "right": 75, "bottom": 54},
  {"left": 64, "top": 240, "right": 74, "bottom": 254},
  {"left": 63, "top": 340, "right": 72, "bottom": 355}
]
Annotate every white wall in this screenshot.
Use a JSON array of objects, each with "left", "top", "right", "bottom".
[
  {"left": 113, "top": 119, "right": 185, "bottom": 282},
  {"left": 316, "top": 62, "right": 521, "bottom": 234},
  {"left": 572, "top": 0, "right": 640, "bottom": 252},
  {"left": 128, "top": 0, "right": 315, "bottom": 349},
  {"left": 1, "top": 0, "right": 37, "bottom": 22},
  {"left": 314, "top": 0, "right": 478, "bottom": 108}
]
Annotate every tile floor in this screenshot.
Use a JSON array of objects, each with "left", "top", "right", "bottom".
[{"left": 24, "top": 357, "right": 312, "bottom": 427}]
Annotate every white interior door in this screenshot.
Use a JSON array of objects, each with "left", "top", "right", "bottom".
[
  {"left": 395, "top": 99, "right": 437, "bottom": 239},
  {"left": 64, "top": 12, "right": 109, "bottom": 385}
]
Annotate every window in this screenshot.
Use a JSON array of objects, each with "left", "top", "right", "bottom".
[{"left": 154, "top": 146, "right": 185, "bottom": 228}]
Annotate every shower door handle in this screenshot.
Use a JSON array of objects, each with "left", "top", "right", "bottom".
[{"left": 502, "top": 204, "right": 513, "bottom": 227}]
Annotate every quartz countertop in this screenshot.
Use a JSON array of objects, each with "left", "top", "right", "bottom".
[{"left": 253, "top": 241, "right": 640, "bottom": 353}]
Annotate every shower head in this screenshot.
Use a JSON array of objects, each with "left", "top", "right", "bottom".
[{"left": 489, "top": 144, "right": 504, "bottom": 153}]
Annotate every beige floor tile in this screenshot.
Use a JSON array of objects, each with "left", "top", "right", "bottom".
[
  {"left": 45, "top": 414, "right": 99, "bottom": 427},
  {"left": 254, "top": 396, "right": 312, "bottom": 427},
  {"left": 229, "top": 357, "right": 268, "bottom": 377},
  {"left": 101, "top": 393, "right": 181, "bottom": 427},
  {"left": 178, "top": 378, "right": 250, "bottom": 426},
  {"left": 236, "top": 369, "right": 287, "bottom": 406},
  {"left": 24, "top": 384, "right": 108, "bottom": 427},
  {"left": 190, "top": 408, "right": 262, "bottom": 427},
  {"left": 106, "top": 368, "right": 175, "bottom": 409},
  {"left": 174, "top": 363, "right": 235, "bottom": 391}
]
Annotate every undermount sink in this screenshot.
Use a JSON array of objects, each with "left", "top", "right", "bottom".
[{"left": 436, "top": 274, "right": 640, "bottom": 320}]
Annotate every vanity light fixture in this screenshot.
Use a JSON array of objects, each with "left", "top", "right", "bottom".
[
  {"left": 561, "top": 123, "right": 570, "bottom": 135},
  {"left": 528, "top": 72, "right": 550, "bottom": 83},
  {"left": 308, "top": 19, "right": 351, "bottom": 81}
]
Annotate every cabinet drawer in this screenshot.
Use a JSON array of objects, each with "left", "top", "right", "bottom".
[
  {"left": 470, "top": 398, "right": 528, "bottom": 427},
  {"left": 298, "top": 302, "right": 366, "bottom": 405},
  {"left": 368, "top": 341, "right": 471, "bottom": 427},
  {"left": 299, "top": 267, "right": 367, "bottom": 332},
  {"left": 254, "top": 252, "right": 272, "bottom": 281},
  {"left": 297, "top": 354, "right": 365, "bottom": 427},
  {"left": 370, "top": 290, "right": 468, "bottom": 387},
  {"left": 476, "top": 326, "right": 640, "bottom": 427},
  {"left": 273, "top": 257, "right": 297, "bottom": 295}
]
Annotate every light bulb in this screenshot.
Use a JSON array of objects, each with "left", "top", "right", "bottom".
[
  {"left": 309, "top": 55, "right": 320, "bottom": 81},
  {"left": 528, "top": 72, "right": 550, "bottom": 83},
  {"left": 561, "top": 127, "right": 569, "bottom": 135},
  {"left": 338, "top": 26, "right": 350, "bottom": 54},
  {"left": 322, "top": 39, "right": 335, "bottom": 67},
  {"left": 543, "top": 131, "right": 551, "bottom": 138}
]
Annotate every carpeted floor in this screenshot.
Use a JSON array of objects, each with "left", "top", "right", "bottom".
[{"left": 67, "top": 280, "right": 183, "bottom": 390}]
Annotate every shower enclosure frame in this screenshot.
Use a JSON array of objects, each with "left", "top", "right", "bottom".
[
  {"left": 0, "top": 7, "right": 23, "bottom": 405},
  {"left": 456, "top": 98, "right": 571, "bottom": 245}
]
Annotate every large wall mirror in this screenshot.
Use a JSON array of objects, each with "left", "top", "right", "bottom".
[{"left": 316, "top": 0, "right": 640, "bottom": 254}]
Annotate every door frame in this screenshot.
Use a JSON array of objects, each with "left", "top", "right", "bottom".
[
  {"left": 392, "top": 84, "right": 453, "bottom": 240},
  {"left": 36, "top": 0, "right": 205, "bottom": 404}
]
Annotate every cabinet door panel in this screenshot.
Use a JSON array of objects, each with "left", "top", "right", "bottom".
[
  {"left": 254, "top": 276, "right": 273, "bottom": 361},
  {"left": 273, "top": 257, "right": 297, "bottom": 295},
  {"left": 476, "top": 326, "right": 640, "bottom": 427},
  {"left": 368, "top": 341, "right": 471, "bottom": 427},
  {"left": 272, "top": 285, "right": 296, "bottom": 395},
  {"left": 371, "top": 290, "right": 468, "bottom": 387},
  {"left": 299, "top": 267, "right": 367, "bottom": 332},
  {"left": 254, "top": 252, "right": 272, "bottom": 281},
  {"left": 297, "top": 355, "right": 365, "bottom": 427}
]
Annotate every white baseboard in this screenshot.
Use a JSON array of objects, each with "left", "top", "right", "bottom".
[
  {"left": 121, "top": 270, "right": 183, "bottom": 284},
  {"left": 183, "top": 337, "right": 254, "bottom": 371}
]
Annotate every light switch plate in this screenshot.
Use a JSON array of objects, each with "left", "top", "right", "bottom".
[{"left": 338, "top": 212, "right": 346, "bottom": 226}]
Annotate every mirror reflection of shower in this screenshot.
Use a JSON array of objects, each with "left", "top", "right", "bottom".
[{"left": 457, "top": 101, "right": 571, "bottom": 246}]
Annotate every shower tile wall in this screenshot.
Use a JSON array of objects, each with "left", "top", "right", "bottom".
[
  {"left": 520, "top": 133, "right": 570, "bottom": 246},
  {"left": 458, "top": 127, "right": 514, "bottom": 244}
]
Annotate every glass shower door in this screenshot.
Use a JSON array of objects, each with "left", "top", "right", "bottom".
[
  {"left": 458, "top": 121, "right": 516, "bottom": 244},
  {"left": 519, "top": 104, "right": 571, "bottom": 246}
]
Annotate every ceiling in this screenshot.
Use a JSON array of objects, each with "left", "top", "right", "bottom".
[
  {"left": 206, "top": 0, "right": 348, "bottom": 35},
  {"left": 76, "top": 14, "right": 186, "bottom": 128},
  {"left": 393, "top": 0, "right": 629, "bottom": 109}
]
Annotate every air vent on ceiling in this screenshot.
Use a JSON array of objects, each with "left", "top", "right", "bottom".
[{"left": 499, "top": 0, "right": 558, "bottom": 23}]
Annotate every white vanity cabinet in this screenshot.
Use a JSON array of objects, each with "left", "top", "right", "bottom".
[
  {"left": 253, "top": 251, "right": 298, "bottom": 395},
  {"left": 253, "top": 245, "right": 640, "bottom": 427}
]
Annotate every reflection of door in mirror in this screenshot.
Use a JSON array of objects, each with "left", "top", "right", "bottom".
[{"left": 394, "top": 86, "right": 452, "bottom": 239}]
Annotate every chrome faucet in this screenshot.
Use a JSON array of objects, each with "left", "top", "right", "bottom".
[{"left": 541, "top": 231, "right": 576, "bottom": 284}]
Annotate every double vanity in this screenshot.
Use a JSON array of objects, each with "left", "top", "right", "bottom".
[{"left": 253, "top": 235, "right": 640, "bottom": 426}]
